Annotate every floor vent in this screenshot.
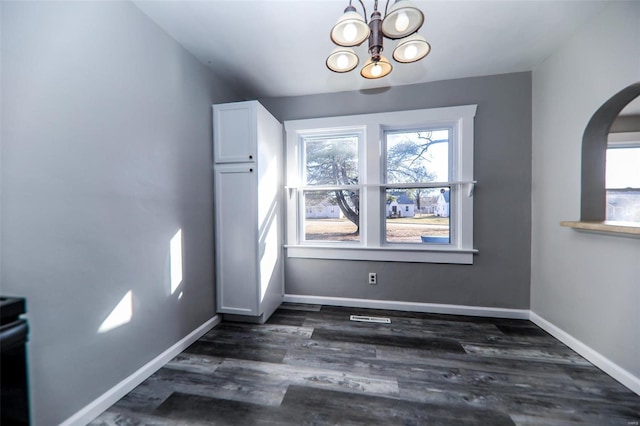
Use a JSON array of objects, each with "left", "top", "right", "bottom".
[{"left": 349, "top": 315, "right": 391, "bottom": 324}]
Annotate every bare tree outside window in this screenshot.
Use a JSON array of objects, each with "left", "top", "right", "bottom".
[
  {"left": 301, "top": 129, "right": 453, "bottom": 243},
  {"left": 386, "top": 130, "right": 448, "bottom": 207},
  {"left": 303, "top": 135, "right": 360, "bottom": 240}
]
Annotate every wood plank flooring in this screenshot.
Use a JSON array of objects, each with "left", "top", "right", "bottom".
[{"left": 89, "top": 304, "right": 640, "bottom": 425}]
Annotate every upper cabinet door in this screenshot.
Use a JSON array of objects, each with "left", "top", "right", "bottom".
[{"left": 213, "top": 102, "right": 257, "bottom": 163}]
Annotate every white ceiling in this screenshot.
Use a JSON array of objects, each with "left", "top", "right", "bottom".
[{"left": 132, "top": 0, "right": 608, "bottom": 99}]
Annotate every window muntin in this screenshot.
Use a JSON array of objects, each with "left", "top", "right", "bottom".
[{"left": 284, "top": 105, "right": 477, "bottom": 264}]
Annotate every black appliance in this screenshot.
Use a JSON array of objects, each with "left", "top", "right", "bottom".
[{"left": 1, "top": 296, "right": 30, "bottom": 425}]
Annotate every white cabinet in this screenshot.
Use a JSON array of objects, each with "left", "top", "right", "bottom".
[
  {"left": 214, "top": 165, "right": 258, "bottom": 314},
  {"left": 213, "top": 101, "right": 283, "bottom": 323},
  {"left": 213, "top": 102, "right": 257, "bottom": 163}
]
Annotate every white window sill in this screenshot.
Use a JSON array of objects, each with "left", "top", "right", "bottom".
[
  {"left": 560, "top": 220, "right": 640, "bottom": 238},
  {"left": 285, "top": 245, "right": 477, "bottom": 264}
]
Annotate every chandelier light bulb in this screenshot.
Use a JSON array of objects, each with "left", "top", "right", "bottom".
[
  {"left": 327, "top": 47, "right": 358, "bottom": 73},
  {"left": 371, "top": 63, "right": 382, "bottom": 77},
  {"left": 343, "top": 23, "right": 358, "bottom": 42},
  {"left": 392, "top": 33, "right": 431, "bottom": 63},
  {"left": 381, "top": 1, "right": 424, "bottom": 39},
  {"left": 395, "top": 12, "right": 410, "bottom": 33},
  {"left": 403, "top": 44, "right": 418, "bottom": 60},
  {"left": 336, "top": 54, "right": 349, "bottom": 70},
  {"left": 361, "top": 55, "right": 392, "bottom": 78},
  {"left": 330, "top": 7, "right": 370, "bottom": 46}
]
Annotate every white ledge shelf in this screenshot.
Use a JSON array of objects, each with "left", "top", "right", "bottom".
[
  {"left": 285, "top": 181, "right": 477, "bottom": 198},
  {"left": 560, "top": 220, "right": 640, "bottom": 237},
  {"left": 285, "top": 181, "right": 476, "bottom": 190}
]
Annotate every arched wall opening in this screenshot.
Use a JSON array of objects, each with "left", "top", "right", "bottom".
[{"left": 581, "top": 82, "right": 640, "bottom": 221}]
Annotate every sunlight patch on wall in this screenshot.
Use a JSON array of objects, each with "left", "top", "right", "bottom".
[
  {"left": 260, "top": 219, "right": 278, "bottom": 302},
  {"left": 98, "top": 290, "right": 133, "bottom": 333},
  {"left": 170, "top": 229, "right": 183, "bottom": 294}
]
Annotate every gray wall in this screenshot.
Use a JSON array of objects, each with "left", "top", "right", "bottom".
[
  {"left": 532, "top": 2, "right": 640, "bottom": 380},
  {"left": 261, "top": 72, "right": 532, "bottom": 309},
  {"left": 0, "top": 2, "right": 238, "bottom": 424}
]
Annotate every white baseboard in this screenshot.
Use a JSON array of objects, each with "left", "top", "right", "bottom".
[
  {"left": 530, "top": 312, "right": 640, "bottom": 396},
  {"left": 60, "top": 315, "right": 221, "bottom": 426},
  {"left": 283, "top": 294, "right": 530, "bottom": 319}
]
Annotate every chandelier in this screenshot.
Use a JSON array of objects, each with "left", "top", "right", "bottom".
[{"left": 326, "top": 0, "right": 431, "bottom": 79}]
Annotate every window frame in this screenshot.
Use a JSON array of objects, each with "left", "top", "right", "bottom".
[{"left": 284, "top": 105, "right": 478, "bottom": 264}]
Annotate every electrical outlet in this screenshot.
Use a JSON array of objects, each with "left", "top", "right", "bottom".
[{"left": 368, "top": 272, "right": 377, "bottom": 285}]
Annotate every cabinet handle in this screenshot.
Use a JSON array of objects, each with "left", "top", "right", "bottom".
[
  {"left": 249, "top": 155, "right": 253, "bottom": 160},
  {"left": 249, "top": 168, "right": 253, "bottom": 172}
]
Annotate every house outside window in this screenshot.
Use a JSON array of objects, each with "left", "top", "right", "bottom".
[{"left": 284, "top": 106, "right": 477, "bottom": 264}]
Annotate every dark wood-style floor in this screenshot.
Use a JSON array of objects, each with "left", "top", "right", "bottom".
[{"left": 90, "top": 303, "right": 640, "bottom": 425}]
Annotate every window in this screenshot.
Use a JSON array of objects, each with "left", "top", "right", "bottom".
[
  {"left": 384, "top": 128, "right": 451, "bottom": 244},
  {"left": 300, "top": 132, "right": 361, "bottom": 242},
  {"left": 606, "top": 135, "right": 640, "bottom": 222},
  {"left": 285, "top": 105, "right": 477, "bottom": 264}
]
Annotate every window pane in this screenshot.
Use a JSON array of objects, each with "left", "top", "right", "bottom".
[
  {"left": 304, "top": 135, "right": 358, "bottom": 185},
  {"left": 386, "top": 129, "right": 449, "bottom": 184},
  {"left": 304, "top": 190, "right": 359, "bottom": 242},
  {"left": 607, "top": 190, "right": 640, "bottom": 222},
  {"left": 606, "top": 147, "right": 640, "bottom": 189},
  {"left": 606, "top": 147, "right": 640, "bottom": 221},
  {"left": 385, "top": 187, "right": 450, "bottom": 244}
]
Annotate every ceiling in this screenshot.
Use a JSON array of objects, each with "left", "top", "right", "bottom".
[{"left": 132, "top": 0, "right": 608, "bottom": 99}]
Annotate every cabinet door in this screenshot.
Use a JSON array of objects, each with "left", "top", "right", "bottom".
[
  {"left": 213, "top": 102, "right": 256, "bottom": 164},
  {"left": 214, "top": 164, "right": 258, "bottom": 315}
]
